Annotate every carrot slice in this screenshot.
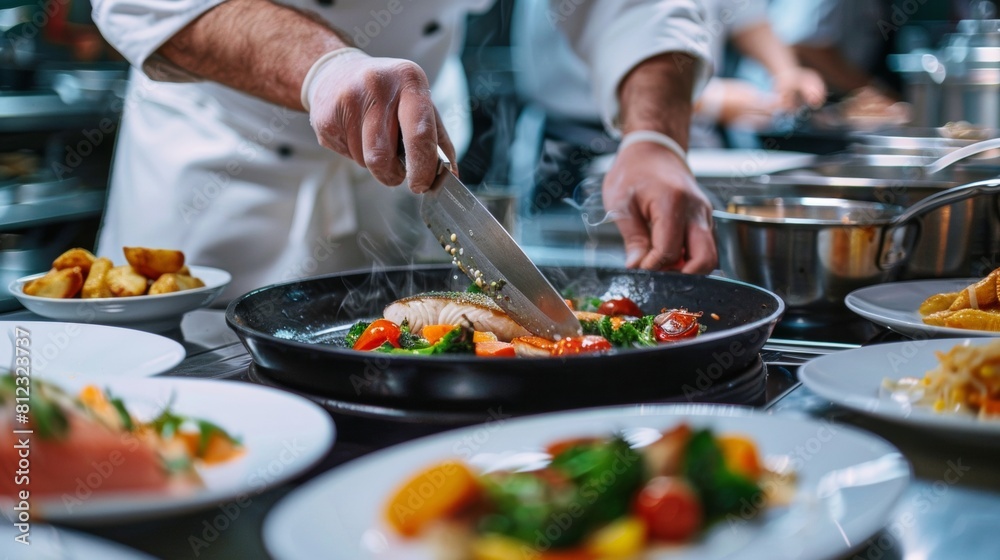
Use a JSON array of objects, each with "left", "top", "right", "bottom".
[
  {"left": 384, "top": 460, "right": 480, "bottom": 537},
  {"left": 422, "top": 324, "right": 457, "bottom": 344},
  {"left": 475, "top": 341, "right": 516, "bottom": 357},
  {"left": 473, "top": 331, "right": 498, "bottom": 343}
]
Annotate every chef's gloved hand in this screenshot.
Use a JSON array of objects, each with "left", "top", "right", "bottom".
[
  {"left": 302, "top": 48, "right": 456, "bottom": 193},
  {"left": 602, "top": 138, "right": 717, "bottom": 274}
]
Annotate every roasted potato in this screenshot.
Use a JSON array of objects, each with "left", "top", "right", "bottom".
[
  {"left": 81, "top": 257, "right": 114, "bottom": 299},
  {"left": 148, "top": 273, "right": 205, "bottom": 295},
  {"left": 23, "top": 267, "right": 84, "bottom": 299},
  {"left": 106, "top": 265, "right": 148, "bottom": 297},
  {"left": 53, "top": 248, "right": 96, "bottom": 276},
  {"left": 123, "top": 247, "right": 185, "bottom": 279}
]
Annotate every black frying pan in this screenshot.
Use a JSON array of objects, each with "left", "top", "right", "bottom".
[{"left": 225, "top": 266, "right": 784, "bottom": 412}]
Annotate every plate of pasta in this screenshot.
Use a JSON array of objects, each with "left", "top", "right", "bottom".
[
  {"left": 845, "top": 272, "right": 1000, "bottom": 338},
  {"left": 800, "top": 338, "right": 1000, "bottom": 436}
]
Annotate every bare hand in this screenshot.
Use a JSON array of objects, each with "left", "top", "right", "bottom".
[
  {"left": 773, "top": 67, "right": 827, "bottom": 111},
  {"left": 305, "top": 52, "right": 456, "bottom": 193},
  {"left": 602, "top": 142, "right": 717, "bottom": 273}
]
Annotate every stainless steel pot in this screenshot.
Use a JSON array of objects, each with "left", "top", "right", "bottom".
[
  {"left": 713, "top": 179, "right": 1000, "bottom": 313},
  {"left": 738, "top": 173, "right": 987, "bottom": 279}
]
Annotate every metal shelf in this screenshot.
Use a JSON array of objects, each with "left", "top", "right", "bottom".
[{"left": 0, "top": 189, "right": 105, "bottom": 231}]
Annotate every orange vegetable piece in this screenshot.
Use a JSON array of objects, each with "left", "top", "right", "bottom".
[
  {"left": 385, "top": 460, "right": 480, "bottom": 537},
  {"left": 421, "top": 324, "right": 457, "bottom": 345},
  {"left": 473, "top": 331, "right": 498, "bottom": 343},
  {"left": 475, "top": 341, "right": 516, "bottom": 357},
  {"left": 718, "top": 434, "right": 763, "bottom": 480}
]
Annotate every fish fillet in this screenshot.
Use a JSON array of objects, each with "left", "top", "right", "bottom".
[{"left": 384, "top": 291, "right": 530, "bottom": 342}]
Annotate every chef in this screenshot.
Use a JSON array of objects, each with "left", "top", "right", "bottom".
[{"left": 91, "top": 0, "right": 714, "bottom": 300}]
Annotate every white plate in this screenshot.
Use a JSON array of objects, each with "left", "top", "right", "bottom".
[
  {"left": 845, "top": 279, "right": 1000, "bottom": 338},
  {"left": 0, "top": 523, "right": 155, "bottom": 559},
  {"left": 264, "top": 404, "right": 909, "bottom": 560},
  {"left": 0, "top": 321, "right": 184, "bottom": 389},
  {"left": 800, "top": 338, "right": 1000, "bottom": 437},
  {"left": 0, "top": 378, "right": 334, "bottom": 525},
  {"left": 9, "top": 265, "right": 231, "bottom": 332}
]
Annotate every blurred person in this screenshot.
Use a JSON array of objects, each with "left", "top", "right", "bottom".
[
  {"left": 91, "top": 0, "right": 716, "bottom": 301},
  {"left": 738, "top": 0, "right": 896, "bottom": 108},
  {"left": 692, "top": 0, "right": 827, "bottom": 144}
]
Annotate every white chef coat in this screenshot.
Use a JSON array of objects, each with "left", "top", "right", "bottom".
[
  {"left": 513, "top": 0, "right": 712, "bottom": 126},
  {"left": 92, "top": 0, "right": 711, "bottom": 301}
]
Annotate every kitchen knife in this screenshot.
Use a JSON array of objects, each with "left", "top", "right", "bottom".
[{"left": 419, "top": 150, "right": 581, "bottom": 340}]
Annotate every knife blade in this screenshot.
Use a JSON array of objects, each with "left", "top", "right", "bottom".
[{"left": 419, "top": 153, "right": 581, "bottom": 340}]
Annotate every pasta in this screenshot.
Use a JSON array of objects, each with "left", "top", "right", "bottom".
[{"left": 883, "top": 340, "right": 1000, "bottom": 419}]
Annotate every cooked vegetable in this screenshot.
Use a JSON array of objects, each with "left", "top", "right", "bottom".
[
  {"left": 385, "top": 460, "right": 479, "bottom": 536},
  {"left": 633, "top": 476, "right": 703, "bottom": 542},
  {"left": 597, "top": 297, "right": 644, "bottom": 318},
  {"left": 654, "top": 309, "right": 704, "bottom": 342},
  {"left": 422, "top": 324, "right": 457, "bottom": 345},
  {"left": 149, "top": 272, "right": 205, "bottom": 295},
  {"left": 123, "top": 246, "right": 185, "bottom": 279},
  {"left": 380, "top": 324, "right": 474, "bottom": 355},
  {"left": 353, "top": 319, "right": 402, "bottom": 351},
  {"left": 475, "top": 341, "right": 516, "bottom": 357},
  {"left": 345, "top": 321, "right": 371, "bottom": 347},
  {"left": 106, "top": 265, "right": 148, "bottom": 297},
  {"left": 53, "top": 248, "right": 97, "bottom": 276},
  {"left": 81, "top": 257, "right": 114, "bottom": 299},
  {"left": 384, "top": 426, "right": 789, "bottom": 557},
  {"left": 683, "top": 429, "right": 762, "bottom": 521},
  {"left": 23, "top": 267, "right": 84, "bottom": 299}
]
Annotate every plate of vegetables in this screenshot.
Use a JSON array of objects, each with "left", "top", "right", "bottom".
[{"left": 264, "top": 404, "right": 909, "bottom": 559}]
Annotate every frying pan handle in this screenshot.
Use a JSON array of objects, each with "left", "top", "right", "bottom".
[{"left": 877, "top": 178, "right": 1000, "bottom": 271}]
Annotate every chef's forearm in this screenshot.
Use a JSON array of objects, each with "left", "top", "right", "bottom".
[
  {"left": 617, "top": 53, "right": 695, "bottom": 148},
  {"left": 794, "top": 45, "right": 869, "bottom": 94},
  {"left": 156, "top": 0, "right": 349, "bottom": 110},
  {"left": 732, "top": 23, "right": 799, "bottom": 78}
]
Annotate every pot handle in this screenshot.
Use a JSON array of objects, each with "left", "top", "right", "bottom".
[{"left": 877, "top": 178, "right": 1000, "bottom": 270}]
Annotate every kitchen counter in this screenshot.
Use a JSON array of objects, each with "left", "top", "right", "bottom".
[{"left": 3, "top": 308, "right": 999, "bottom": 559}]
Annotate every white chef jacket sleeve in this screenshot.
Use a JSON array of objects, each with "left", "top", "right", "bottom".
[
  {"left": 770, "top": 0, "right": 840, "bottom": 47},
  {"left": 550, "top": 0, "right": 713, "bottom": 133},
  {"left": 91, "top": 0, "right": 228, "bottom": 82},
  {"left": 718, "top": 0, "right": 768, "bottom": 34}
]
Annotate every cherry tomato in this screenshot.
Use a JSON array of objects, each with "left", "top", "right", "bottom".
[
  {"left": 553, "top": 335, "right": 612, "bottom": 356},
  {"left": 597, "top": 297, "right": 644, "bottom": 318},
  {"left": 353, "top": 319, "right": 402, "bottom": 351},
  {"left": 653, "top": 309, "right": 702, "bottom": 342},
  {"left": 633, "top": 476, "right": 703, "bottom": 542}
]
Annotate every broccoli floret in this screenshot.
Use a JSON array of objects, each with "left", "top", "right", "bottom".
[
  {"left": 379, "top": 324, "right": 475, "bottom": 355},
  {"left": 344, "top": 321, "right": 370, "bottom": 347},
  {"left": 583, "top": 315, "right": 657, "bottom": 348},
  {"left": 398, "top": 321, "right": 431, "bottom": 350}
]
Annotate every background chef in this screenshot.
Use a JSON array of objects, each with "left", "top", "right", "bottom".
[{"left": 91, "top": 0, "right": 714, "bottom": 300}]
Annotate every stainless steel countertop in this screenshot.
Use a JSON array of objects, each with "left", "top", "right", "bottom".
[{"left": 3, "top": 308, "right": 999, "bottom": 559}]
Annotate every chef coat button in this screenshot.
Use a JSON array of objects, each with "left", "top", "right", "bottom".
[
  {"left": 423, "top": 21, "right": 441, "bottom": 36},
  {"left": 316, "top": 0, "right": 333, "bottom": 6},
  {"left": 277, "top": 145, "right": 293, "bottom": 158}
]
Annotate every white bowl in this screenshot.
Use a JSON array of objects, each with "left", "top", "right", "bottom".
[{"left": 9, "top": 265, "right": 231, "bottom": 331}]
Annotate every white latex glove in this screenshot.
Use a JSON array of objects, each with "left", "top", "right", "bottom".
[{"left": 302, "top": 48, "right": 456, "bottom": 193}]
